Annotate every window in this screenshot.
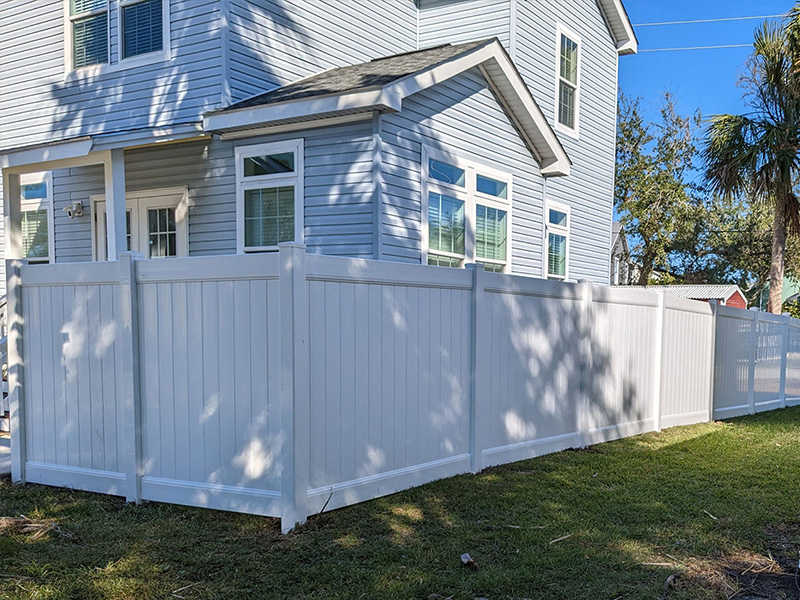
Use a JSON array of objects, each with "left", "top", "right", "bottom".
[
  {"left": 423, "top": 148, "right": 512, "bottom": 272},
  {"left": 19, "top": 174, "right": 54, "bottom": 264},
  {"left": 121, "top": 0, "right": 164, "bottom": 59},
  {"left": 545, "top": 204, "right": 569, "bottom": 280},
  {"left": 236, "top": 140, "right": 304, "bottom": 253},
  {"left": 70, "top": 0, "right": 109, "bottom": 68},
  {"left": 556, "top": 25, "right": 580, "bottom": 134}
]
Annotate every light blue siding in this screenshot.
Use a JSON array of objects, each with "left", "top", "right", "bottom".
[
  {"left": 418, "top": 0, "right": 620, "bottom": 284},
  {"left": 0, "top": 0, "right": 224, "bottom": 151},
  {"left": 381, "top": 68, "right": 545, "bottom": 275},
  {"left": 51, "top": 121, "right": 375, "bottom": 263},
  {"left": 227, "top": 0, "right": 418, "bottom": 101}
]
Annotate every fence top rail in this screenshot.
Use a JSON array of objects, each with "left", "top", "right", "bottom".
[
  {"left": 593, "top": 285, "right": 660, "bottom": 308},
  {"left": 757, "top": 312, "right": 788, "bottom": 326},
  {"left": 663, "top": 295, "right": 713, "bottom": 315},
  {"left": 306, "top": 254, "right": 473, "bottom": 290},
  {"left": 483, "top": 271, "right": 583, "bottom": 301},
  {"left": 137, "top": 253, "right": 281, "bottom": 284},
  {"left": 19, "top": 261, "right": 119, "bottom": 287},
  {"left": 716, "top": 304, "right": 756, "bottom": 321}
]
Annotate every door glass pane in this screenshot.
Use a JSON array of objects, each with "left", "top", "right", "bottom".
[
  {"left": 244, "top": 186, "right": 295, "bottom": 248},
  {"left": 21, "top": 209, "right": 49, "bottom": 260},
  {"left": 101, "top": 209, "right": 132, "bottom": 258},
  {"left": 148, "top": 207, "right": 177, "bottom": 258}
]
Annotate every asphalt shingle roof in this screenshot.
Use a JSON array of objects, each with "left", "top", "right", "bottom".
[{"left": 219, "top": 40, "right": 493, "bottom": 112}]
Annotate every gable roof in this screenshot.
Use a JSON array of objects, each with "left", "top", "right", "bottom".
[
  {"left": 204, "top": 39, "right": 571, "bottom": 176},
  {"left": 598, "top": 0, "right": 638, "bottom": 55},
  {"left": 616, "top": 284, "right": 745, "bottom": 302}
]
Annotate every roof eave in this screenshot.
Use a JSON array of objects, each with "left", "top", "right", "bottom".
[{"left": 597, "top": 0, "right": 638, "bottom": 55}]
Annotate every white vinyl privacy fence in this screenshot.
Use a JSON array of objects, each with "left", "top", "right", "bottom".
[{"left": 7, "top": 245, "right": 799, "bottom": 532}]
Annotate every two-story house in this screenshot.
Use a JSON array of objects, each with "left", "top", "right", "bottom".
[{"left": 0, "top": 0, "right": 636, "bottom": 294}]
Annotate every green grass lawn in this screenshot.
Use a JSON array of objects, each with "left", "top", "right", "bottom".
[{"left": 2, "top": 408, "right": 800, "bottom": 599}]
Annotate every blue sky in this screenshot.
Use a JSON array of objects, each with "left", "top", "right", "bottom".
[{"left": 619, "top": 0, "right": 797, "bottom": 122}]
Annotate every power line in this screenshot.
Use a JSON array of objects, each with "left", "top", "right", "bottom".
[
  {"left": 640, "top": 44, "right": 752, "bottom": 53},
  {"left": 634, "top": 14, "right": 786, "bottom": 27}
]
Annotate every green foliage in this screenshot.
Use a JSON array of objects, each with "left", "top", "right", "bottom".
[{"left": 783, "top": 299, "right": 800, "bottom": 317}]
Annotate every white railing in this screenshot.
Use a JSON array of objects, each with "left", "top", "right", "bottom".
[{"left": 6, "top": 246, "right": 798, "bottom": 532}]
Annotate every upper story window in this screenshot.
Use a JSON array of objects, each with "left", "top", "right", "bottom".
[
  {"left": 70, "top": 0, "right": 109, "bottom": 68},
  {"left": 424, "top": 148, "right": 512, "bottom": 273},
  {"left": 66, "top": 0, "right": 169, "bottom": 73},
  {"left": 20, "top": 173, "right": 54, "bottom": 264},
  {"left": 545, "top": 203, "right": 569, "bottom": 280},
  {"left": 122, "top": 0, "right": 164, "bottom": 59},
  {"left": 235, "top": 140, "right": 304, "bottom": 253},
  {"left": 556, "top": 25, "right": 580, "bottom": 135}
]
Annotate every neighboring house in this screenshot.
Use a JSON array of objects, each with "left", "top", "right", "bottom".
[
  {"left": 610, "top": 221, "right": 632, "bottom": 285},
  {"left": 615, "top": 284, "right": 748, "bottom": 309},
  {"left": 0, "top": 0, "right": 636, "bottom": 288}
]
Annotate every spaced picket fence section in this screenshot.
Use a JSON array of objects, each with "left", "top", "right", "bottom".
[{"left": 6, "top": 244, "right": 800, "bottom": 532}]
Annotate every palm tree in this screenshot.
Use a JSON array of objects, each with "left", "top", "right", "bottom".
[{"left": 703, "top": 14, "right": 800, "bottom": 313}]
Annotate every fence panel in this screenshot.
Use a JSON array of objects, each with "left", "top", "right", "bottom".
[
  {"left": 589, "top": 287, "right": 659, "bottom": 443},
  {"left": 304, "top": 256, "right": 473, "bottom": 513},
  {"left": 480, "top": 275, "right": 584, "bottom": 466},
  {"left": 660, "top": 297, "right": 714, "bottom": 428},
  {"left": 20, "top": 262, "right": 126, "bottom": 495},
  {"left": 713, "top": 307, "right": 755, "bottom": 419},
  {"left": 754, "top": 313, "right": 784, "bottom": 412},
  {"left": 786, "top": 322, "right": 800, "bottom": 403},
  {"left": 136, "top": 255, "right": 283, "bottom": 517}
]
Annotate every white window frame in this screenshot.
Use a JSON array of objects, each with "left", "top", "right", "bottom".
[
  {"left": 19, "top": 172, "right": 55, "bottom": 264},
  {"left": 90, "top": 186, "right": 189, "bottom": 261},
  {"left": 554, "top": 23, "right": 581, "bottom": 138},
  {"left": 64, "top": 0, "right": 171, "bottom": 78},
  {"left": 545, "top": 201, "right": 570, "bottom": 280},
  {"left": 421, "top": 146, "right": 513, "bottom": 273},
  {"left": 235, "top": 139, "right": 305, "bottom": 254}
]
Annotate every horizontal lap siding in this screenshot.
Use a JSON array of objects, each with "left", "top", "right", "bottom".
[
  {"left": 22, "top": 280, "right": 124, "bottom": 475},
  {"left": 419, "top": 0, "right": 511, "bottom": 49},
  {"left": 228, "top": 0, "right": 417, "bottom": 102},
  {"left": 0, "top": 0, "right": 223, "bottom": 150},
  {"left": 381, "top": 69, "right": 544, "bottom": 273},
  {"left": 661, "top": 308, "right": 713, "bottom": 421},
  {"left": 138, "top": 276, "right": 282, "bottom": 492},
  {"left": 482, "top": 288, "right": 582, "bottom": 454},
  {"left": 516, "top": 0, "right": 618, "bottom": 283},
  {"left": 307, "top": 278, "right": 471, "bottom": 490},
  {"left": 418, "top": 0, "right": 620, "bottom": 284},
  {"left": 52, "top": 122, "right": 375, "bottom": 261}
]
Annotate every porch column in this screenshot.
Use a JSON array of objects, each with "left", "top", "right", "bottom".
[
  {"left": 103, "top": 149, "right": 127, "bottom": 260},
  {"left": 3, "top": 172, "right": 25, "bottom": 482}
]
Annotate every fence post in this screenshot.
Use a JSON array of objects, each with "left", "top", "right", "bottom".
[
  {"left": 279, "top": 242, "right": 310, "bottom": 533},
  {"left": 780, "top": 313, "right": 790, "bottom": 409},
  {"left": 707, "top": 300, "right": 719, "bottom": 422},
  {"left": 652, "top": 292, "right": 666, "bottom": 431},
  {"left": 7, "top": 259, "right": 26, "bottom": 483},
  {"left": 579, "top": 279, "right": 593, "bottom": 447},
  {"left": 747, "top": 307, "right": 760, "bottom": 415},
  {"left": 467, "top": 264, "right": 489, "bottom": 473},
  {"left": 119, "top": 252, "right": 144, "bottom": 503}
]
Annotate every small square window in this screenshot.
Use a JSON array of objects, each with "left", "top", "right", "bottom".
[
  {"left": 549, "top": 209, "right": 567, "bottom": 227},
  {"left": 244, "top": 186, "right": 296, "bottom": 248},
  {"left": 429, "top": 159, "right": 466, "bottom": 188},
  {"left": 244, "top": 153, "right": 295, "bottom": 177}
]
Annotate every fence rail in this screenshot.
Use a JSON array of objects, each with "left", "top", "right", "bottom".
[{"left": 6, "top": 246, "right": 799, "bottom": 532}]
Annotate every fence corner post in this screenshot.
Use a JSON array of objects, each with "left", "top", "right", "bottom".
[
  {"left": 780, "top": 312, "right": 790, "bottom": 409},
  {"left": 652, "top": 292, "right": 666, "bottom": 432},
  {"left": 279, "top": 242, "right": 310, "bottom": 533},
  {"left": 578, "top": 279, "right": 593, "bottom": 447},
  {"left": 747, "top": 307, "right": 760, "bottom": 415},
  {"left": 119, "top": 251, "right": 144, "bottom": 504},
  {"left": 707, "top": 300, "right": 719, "bottom": 422},
  {"left": 7, "top": 259, "right": 27, "bottom": 483},
  {"left": 467, "top": 263, "right": 488, "bottom": 474}
]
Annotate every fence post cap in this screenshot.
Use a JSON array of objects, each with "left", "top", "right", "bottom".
[
  {"left": 278, "top": 242, "right": 306, "bottom": 250},
  {"left": 465, "top": 263, "right": 480, "bottom": 271}
]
